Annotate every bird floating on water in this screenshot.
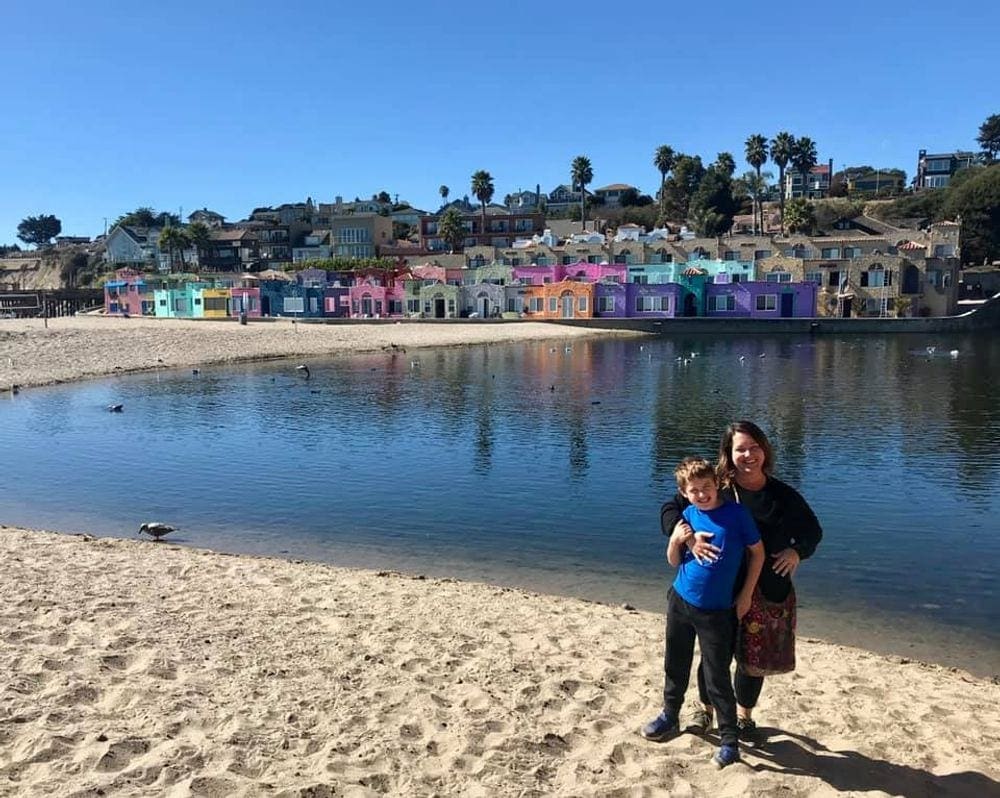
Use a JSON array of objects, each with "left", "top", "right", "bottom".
[
  {"left": 926, "top": 346, "right": 936, "bottom": 356},
  {"left": 950, "top": 349, "right": 959, "bottom": 358},
  {"left": 759, "top": 353, "right": 766, "bottom": 359},
  {"left": 10, "top": 385, "right": 19, "bottom": 395},
  {"left": 138, "top": 522, "right": 175, "bottom": 541},
  {"left": 108, "top": 404, "right": 123, "bottom": 413},
  {"left": 739, "top": 355, "right": 746, "bottom": 364},
  {"left": 296, "top": 364, "right": 311, "bottom": 379},
  {"left": 192, "top": 368, "right": 200, "bottom": 375}
]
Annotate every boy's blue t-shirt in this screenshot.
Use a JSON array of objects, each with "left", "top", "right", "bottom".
[{"left": 673, "top": 501, "right": 761, "bottom": 611}]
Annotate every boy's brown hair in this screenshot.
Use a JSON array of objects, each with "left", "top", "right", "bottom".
[{"left": 674, "top": 457, "right": 718, "bottom": 490}]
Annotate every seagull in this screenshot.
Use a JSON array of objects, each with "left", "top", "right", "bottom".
[
  {"left": 549, "top": 385, "right": 555, "bottom": 391},
  {"left": 564, "top": 346, "right": 572, "bottom": 352},
  {"left": 949, "top": 349, "right": 959, "bottom": 358},
  {"left": 739, "top": 356, "right": 746, "bottom": 364},
  {"left": 296, "top": 364, "right": 311, "bottom": 379},
  {"left": 926, "top": 346, "right": 936, "bottom": 356},
  {"left": 759, "top": 353, "right": 766, "bottom": 359},
  {"left": 138, "top": 522, "right": 175, "bottom": 541},
  {"left": 549, "top": 347, "right": 557, "bottom": 353},
  {"left": 192, "top": 369, "right": 200, "bottom": 375},
  {"left": 411, "top": 360, "right": 420, "bottom": 368},
  {"left": 10, "top": 385, "right": 19, "bottom": 395},
  {"left": 108, "top": 404, "right": 123, "bottom": 413}
]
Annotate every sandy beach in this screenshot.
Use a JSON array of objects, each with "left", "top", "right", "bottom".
[
  {"left": 2, "top": 316, "right": 999, "bottom": 796},
  {"left": 1, "top": 528, "right": 997, "bottom": 797},
  {"left": 0, "top": 316, "right": 634, "bottom": 392}
]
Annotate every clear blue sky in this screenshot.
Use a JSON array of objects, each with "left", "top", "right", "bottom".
[{"left": 2, "top": 0, "right": 996, "bottom": 245}]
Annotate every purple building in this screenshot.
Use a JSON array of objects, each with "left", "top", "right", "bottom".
[
  {"left": 594, "top": 282, "right": 682, "bottom": 317},
  {"left": 705, "top": 281, "right": 817, "bottom": 318}
]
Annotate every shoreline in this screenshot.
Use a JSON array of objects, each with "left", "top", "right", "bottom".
[
  {"left": 0, "top": 315, "right": 642, "bottom": 392},
  {"left": 2, "top": 526, "right": 997, "bottom": 796}
]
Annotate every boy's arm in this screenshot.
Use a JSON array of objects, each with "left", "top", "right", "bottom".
[
  {"left": 736, "top": 541, "right": 765, "bottom": 620},
  {"left": 666, "top": 525, "right": 692, "bottom": 567}
]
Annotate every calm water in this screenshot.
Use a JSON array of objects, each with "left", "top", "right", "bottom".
[{"left": 2, "top": 333, "right": 998, "bottom": 676}]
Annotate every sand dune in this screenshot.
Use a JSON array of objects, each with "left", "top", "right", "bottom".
[
  {"left": 1, "top": 528, "right": 997, "bottom": 797},
  {"left": 0, "top": 316, "right": 634, "bottom": 392}
]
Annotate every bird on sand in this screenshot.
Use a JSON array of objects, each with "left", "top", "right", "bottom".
[
  {"left": 139, "top": 522, "right": 175, "bottom": 541},
  {"left": 296, "top": 364, "right": 311, "bottom": 379},
  {"left": 108, "top": 404, "right": 124, "bottom": 412}
]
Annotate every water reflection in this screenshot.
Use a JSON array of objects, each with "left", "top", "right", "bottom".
[{"left": 2, "top": 332, "right": 999, "bottom": 663}]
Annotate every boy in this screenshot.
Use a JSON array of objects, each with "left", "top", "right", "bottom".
[{"left": 641, "top": 457, "right": 764, "bottom": 768}]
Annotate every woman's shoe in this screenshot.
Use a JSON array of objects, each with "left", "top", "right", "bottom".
[
  {"left": 737, "top": 717, "right": 757, "bottom": 740},
  {"left": 688, "top": 707, "right": 714, "bottom": 734}
]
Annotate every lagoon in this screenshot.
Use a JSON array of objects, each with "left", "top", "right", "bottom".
[{"left": 2, "top": 332, "right": 998, "bottom": 676}]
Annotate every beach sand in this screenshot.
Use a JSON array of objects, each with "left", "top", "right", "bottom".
[
  {"left": 0, "top": 316, "right": 636, "bottom": 391},
  {"left": 1, "top": 528, "right": 997, "bottom": 797},
  {"left": 2, "top": 317, "right": 999, "bottom": 795}
]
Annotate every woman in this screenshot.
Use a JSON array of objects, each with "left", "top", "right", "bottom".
[{"left": 659, "top": 420, "right": 822, "bottom": 737}]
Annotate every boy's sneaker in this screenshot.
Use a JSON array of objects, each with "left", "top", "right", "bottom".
[
  {"left": 640, "top": 711, "right": 680, "bottom": 741},
  {"left": 712, "top": 743, "right": 741, "bottom": 769}
]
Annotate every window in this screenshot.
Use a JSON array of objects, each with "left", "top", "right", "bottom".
[
  {"left": 562, "top": 256, "right": 573, "bottom": 265},
  {"left": 821, "top": 247, "right": 841, "bottom": 259},
  {"left": 934, "top": 244, "right": 955, "bottom": 257},
  {"left": 754, "top": 249, "right": 772, "bottom": 260},
  {"left": 805, "top": 271, "right": 822, "bottom": 284},
  {"left": 723, "top": 251, "right": 737, "bottom": 261},
  {"left": 633, "top": 274, "right": 648, "bottom": 284},
  {"left": 578, "top": 296, "right": 588, "bottom": 311},
  {"left": 755, "top": 294, "right": 777, "bottom": 311},
  {"left": 336, "top": 228, "right": 371, "bottom": 244},
  {"left": 529, "top": 297, "right": 543, "bottom": 312},
  {"left": 548, "top": 297, "right": 557, "bottom": 312},
  {"left": 925, "top": 158, "right": 951, "bottom": 172},
  {"left": 283, "top": 296, "right": 304, "bottom": 313},
  {"left": 924, "top": 175, "right": 950, "bottom": 188},
  {"left": 766, "top": 272, "right": 792, "bottom": 283},
  {"left": 828, "top": 271, "right": 840, "bottom": 287},
  {"left": 635, "top": 295, "right": 669, "bottom": 312},
  {"left": 844, "top": 247, "right": 861, "bottom": 258},
  {"left": 597, "top": 296, "right": 616, "bottom": 312},
  {"left": 711, "top": 294, "right": 736, "bottom": 311},
  {"left": 389, "top": 300, "right": 403, "bottom": 314}
]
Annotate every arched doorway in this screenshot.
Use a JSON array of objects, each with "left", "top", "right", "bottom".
[
  {"left": 361, "top": 293, "right": 373, "bottom": 316},
  {"left": 477, "top": 292, "right": 490, "bottom": 318},
  {"left": 432, "top": 292, "right": 446, "bottom": 318},
  {"left": 561, "top": 291, "right": 575, "bottom": 318}
]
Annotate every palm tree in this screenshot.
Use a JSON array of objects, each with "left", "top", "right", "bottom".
[
  {"left": 187, "top": 221, "right": 212, "bottom": 269},
  {"left": 744, "top": 134, "right": 768, "bottom": 234},
  {"left": 157, "top": 226, "right": 191, "bottom": 273},
  {"left": 653, "top": 145, "right": 675, "bottom": 220},
  {"left": 769, "top": 132, "right": 795, "bottom": 233},
  {"left": 571, "top": 155, "right": 594, "bottom": 230},
  {"left": 439, "top": 185, "right": 449, "bottom": 204},
  {"left": 791, "top": 137, "right": 819, "bottom": 205},
  {"left": 438, "top": 207, "right": 465, "bottom": 254},
  {"left": 715, "top": 152, "right": 736, "bottom": 178},
  {"left": 470, "top": 170, "right": 494, "bottom": 245}
]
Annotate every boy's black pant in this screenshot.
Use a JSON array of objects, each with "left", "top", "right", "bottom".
[{"left": 662, "top": 587, "right": 738, "bottom": 746}]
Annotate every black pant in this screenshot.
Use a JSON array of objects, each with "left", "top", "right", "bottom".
[
  {"left": 697, "top": 661, "right": 765, "bottom": 709},
  {"left": 662, "top": 588, "right": 738, "bottom": 746}
]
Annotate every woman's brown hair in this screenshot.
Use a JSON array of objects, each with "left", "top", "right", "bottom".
[{"left": 717, "top": 420, "right": 775, "bottom": 487}]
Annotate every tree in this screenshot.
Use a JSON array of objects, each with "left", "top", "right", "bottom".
[
  {"left": 439, "top": 185, "right": 449, "bottom": 203},
  {"left": 783, "top": 198, "right": 815, "bottom": 234},
  {"left": 158, "top": 226, "right": 191, "bottom": 272},
  {"left": 0, "top": 243, "right": 22, "bottom": 256},
  {"left": 744, "top": 134, "right": 768, "bottom": 234},
  {"left": 620, "top": 187, "right": 653, "bottom": 207},
  {"left": 689, "top": 166, "right": 739, "bottom": 236},
  {"left": 714, "top": 152, "right": 736, "bottom": 179},
  {"left": 791, "top": 137, "right": 819, "bottom": 203},
  {"left": 661, "top": 154, "right": 705, "bottom": 221},
  {"left": 769, "top": 132, "right": 795, "bottom": 233},
  {"left": 377, "top": 191, "right": 391, "bottom": 204},
  {"left": 571, "top": 155, "right": 594, "bottom": 230},
  {"left": 737, "top": 170, "right": 772, "bottom": 231},
  {"left": 470, "top": 170, "right": 494, "bottom": 244},
  {"left": 978, "top": 113, "right": 1000, "bottom": 162},
  {"left": 16, "top": 214, "right": 61, "bottom": 247},
  {"left": 653, "top": 145, "right": 676, "bottom": 220},
  {"left": 187, "top": 221, "right": 212, "bottom": 266},
  {"left": 437, "top": 207, "right": 465, "bottom": 253},
  {"left": 944, "top": 164, "right": 1000, "bottom": 265}
]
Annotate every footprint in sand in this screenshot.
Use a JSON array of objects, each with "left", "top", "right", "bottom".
[
  {"left": 189, "top": 775, "right": 238, "bottom": 796},
  {"left": 96, "top": 738, "right": 150, "bottom": 772}
]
